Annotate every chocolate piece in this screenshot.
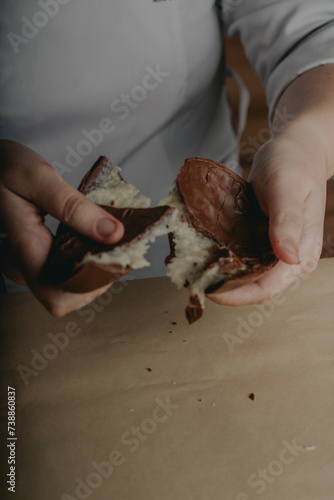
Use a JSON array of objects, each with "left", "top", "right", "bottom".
[
  {"left": 185, "top": 295, "right": 203, "bottom": 324},
  {"left": 46, "top": 155, "right": 173, "bottom": 293},
  {"left": 166, "top": 157, "right": 278, "bottom": 323},
  {"left": 78, "top": 155, "right": 123, "bottom": 194},
  {"left": 177, "top": 157, "right": 272, "bottom": 258},
  {"left": 205, "top": 245, "right": 277, "bottom": 293},
  {"left": 185, "top": 246, "right": 277, "bottom": 324},
  {"left": 47, "top": 204, "right": 172, "bottom": 292}
]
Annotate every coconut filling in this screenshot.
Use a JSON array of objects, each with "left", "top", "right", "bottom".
[
  {"left": 82, "top": 163, "right": 171, "bottom": 270},
  {"left": 78, "top": 162, "right": 228, "bottom": 304},
  {"left": 85, "top": 221, "right": 172, "bottom": 269},
  {"left": 159, "top": 186, "right": 228, "bottom": 309},
  {"left": 85, "top": 164, "right": 151, "bottom": 209}
]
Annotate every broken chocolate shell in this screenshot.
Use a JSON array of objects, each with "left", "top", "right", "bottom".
[
  {"left": 46, "top": 156, "right": 172, "bottom": 293},
  {"left": 167, "top": 157, "right": 278, "bottom": 323},
  {"left": 177, "top": 156, "right": 272, "bottom": 258},
  {"left": 47, "top": 205, "right": 173, "bottom": 293}
]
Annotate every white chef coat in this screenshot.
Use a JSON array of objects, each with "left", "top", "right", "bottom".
[{"left": 1, "top": 0, "right": 334, "bottom": 291}]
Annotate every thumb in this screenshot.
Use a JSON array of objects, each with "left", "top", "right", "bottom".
[
  {"left": 18, "top": 162, "right": 125, "bottom": 244},
  {"left": 267, "top": 189, "right": 303, "bottom": 265},
  {"left": 52, "top": 185, "right": 125, "bottom": 244},
  {"left": 251, "top": 168, "right": 305, "bottom": 265}
]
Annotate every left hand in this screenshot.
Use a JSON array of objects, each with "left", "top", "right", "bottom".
[
  {"left": 208, "top": 126, "right": 327, "bottom": 306},
  {"left": 208, "top": 64, "right": 334, "bottom": 306}
]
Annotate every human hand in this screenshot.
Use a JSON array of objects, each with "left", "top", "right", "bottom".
[
  {"left": 0, "top": 140, "right": 124, "bottom": 316},
  {"left": 208, "top": 122, "right": 329, "bottom": 307},
  {"left": 208, "top": 65, "right": 334, "bottom": 307}
]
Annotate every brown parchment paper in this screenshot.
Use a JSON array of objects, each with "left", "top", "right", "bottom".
[{"left": 1, "top": 258, "right": 334, "bottom": 500}]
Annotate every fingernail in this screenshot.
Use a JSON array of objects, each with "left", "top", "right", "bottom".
[
  {"left": 282, "top": 239, "right": 299, "bottom": 261},
  {"left": 96, "top": 218, "right": 116, "bottom": 237}
]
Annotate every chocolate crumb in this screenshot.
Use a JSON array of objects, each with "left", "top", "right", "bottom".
[
  {"left": 198, "top": 399, "right": 202, "bottom": 402},
  {"left": 248, "top": 393, "right": 255, "bottom": 400},
  {"left": 171, "top": 321, "right": 177, "bottom": 326},
  {"left": 146, "top": 368, "right": 152, "bottom": 372}
]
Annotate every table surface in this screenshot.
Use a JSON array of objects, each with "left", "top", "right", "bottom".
[{"left": 1, "top": 258, "right": 334, "bottom": 500}]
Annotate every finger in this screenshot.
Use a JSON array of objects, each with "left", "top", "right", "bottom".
[
  {"left": 258, "top": 169, "right": 309, "bottom": 265},
  {"left": 207, "top": 243, "right": 322, "bottom": 307},
  {"left": 206, "top": 260, "right": 301, "bottom": 307},
  {"left": 33, "top": 281, "right": 113, "bottom": 317},
  {"left": 207, "top": 190, "right": 325, "bottom": 308},
  {"left": 0, "top": 187, "right": 56, "bottom": 284},
  {"left": 1, "top": 219, "right": 115, "bottom": 315},
  {"left": 4, "top": 159, "right": 124, "bottom": 245},
  {"left": 1, "top": 190, "right": 117, "bottom": 314},
  {"left": 265, "top": 167, "right": 325, "bottom": 264}
]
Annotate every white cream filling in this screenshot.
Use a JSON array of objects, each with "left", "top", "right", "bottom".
[
  {"left": 160, "top": 186, "right": 228, "bottom": 308},
  {"left": 83, "top": 162, "right": 170, "bottom": 269},
  {"left": 83, "top": 162, "right": 229, "bottom": 308},
  {"left": 86, "top": 219, "right": 171, "bottom": 269},
  {"left": 86, "top": 163, "right": 151, "bottom": 208}
]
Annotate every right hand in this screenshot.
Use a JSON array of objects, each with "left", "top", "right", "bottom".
[{"left": 0, "top": 140, "right": 124, "bottom": 316}]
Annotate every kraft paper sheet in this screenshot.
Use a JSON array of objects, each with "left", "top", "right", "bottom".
[{"left": 1, "top": 258, "right": 334, "bottom": 500}]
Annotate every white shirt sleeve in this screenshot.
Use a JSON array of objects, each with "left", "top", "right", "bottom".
[{"left": 221, "top": 0, "right": 334, "bottom": 120}]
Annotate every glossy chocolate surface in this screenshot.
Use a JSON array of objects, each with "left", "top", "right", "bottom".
[
  {"left": 47, "top": 205, "right": 172, "bottom": 288},
  {"left": 46, "top": 156, "right": 172, "bottom": 292},
  {"left": 174, "top": 157, "right": 278, "bottom": 323},
  {"left": 177, "top": 157, "right": 272, "bottom": 258}
]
